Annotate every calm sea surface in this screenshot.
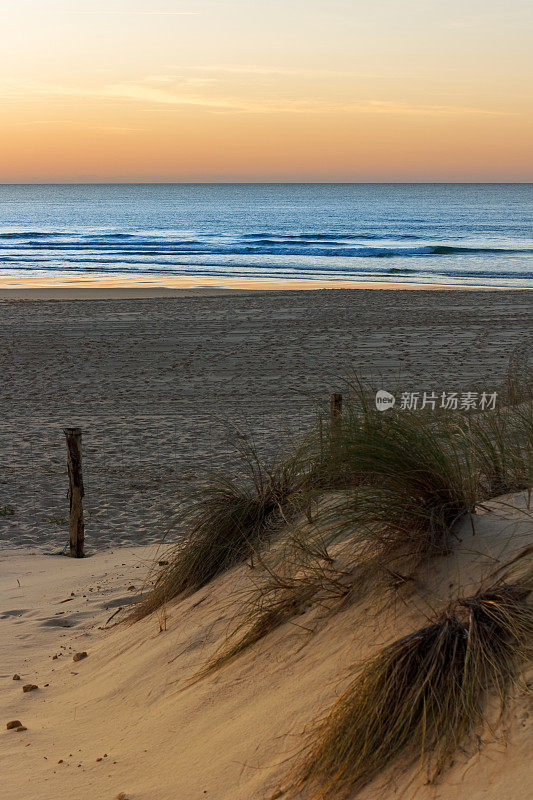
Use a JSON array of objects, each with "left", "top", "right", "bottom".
[{"left": 0, "top": 183, "right": 531, "bottom": 287}]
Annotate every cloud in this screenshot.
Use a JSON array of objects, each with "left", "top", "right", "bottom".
[
  {"left": 362, "top": 100, "right": 503, "bottom": 117},
  {"left": 141, "top": 74, "right": 218, "bottom": 87},
  {"left": 141, "top": 75, "right": 184, "bottom": 84},
  {"left": 0, "top": 78, "right": 508, "bottom": 117},
  {"left": 67, "top": 10, "right": 200, "bottom": 15},
  {"left": 10, "top": 117, "right": 144, "bottom": 133},
  {"left": 168, "top": 64, "right": 386, "bottom": 79}
]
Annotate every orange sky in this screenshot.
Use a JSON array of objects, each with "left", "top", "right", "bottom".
[{"left": 1, "top": 0, "right": 532, "bottom": 181}]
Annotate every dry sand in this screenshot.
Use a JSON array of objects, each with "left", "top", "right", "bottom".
[
  {"left": 0, "top": 289, "right": 530, "bottom": 553},
  {"left": 1, "top": 492, "right": 531, "bottom": 800}
]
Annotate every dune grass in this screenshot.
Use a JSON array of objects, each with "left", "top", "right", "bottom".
[
  {"left": 308, "top": 374, "right": 531, "bottom": 569},
  {"left": 469, "top": 406, "right": 532, "bottom": 499},
  {"left": 291, "top": 578, "right": 532, "bottom": 798},
  {"left": 326, "top": 413, "right": 479, "bottom": 559},
  {"left": 125, "top": 367, "right": 532, "bottom": 794},
  {"left": 200, "top": 582, "right": 318, "bottom": 678},
  {"left": 196, "top": 489, "right": 428, "bottom": 679},
  {"left": 198, "top": 525, "right": 362, "bottom": 677},
  {"left": 132, "top": 369, "right": 531, "bottom": 630},
  {"left": 504, "top": 348, "right": 532, "bottom": 407},
  {"left": 130, "top": 441, "right": 309, "bottom": 621},
  {"left": 314, "top": 367, "right": 531, "bottom": 496}
]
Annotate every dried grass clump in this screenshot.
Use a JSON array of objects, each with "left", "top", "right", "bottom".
[
  {"left": 311, "top": 371, "right": 532, "bottom": 570},
  {"left": 291, "top": 580, "right": 532, "bottom": 799},
  {"left": 130, "top": 445, "right": 308, "bottom": 621}
]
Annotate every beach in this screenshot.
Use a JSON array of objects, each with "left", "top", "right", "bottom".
[
  {"left": 1, "top": 286, "right": 532, "bottom": 800},
  {"left": 0, "top": 288, "right": 530, "bottom": 553}
]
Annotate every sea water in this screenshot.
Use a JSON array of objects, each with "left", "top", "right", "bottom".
[{"left": 0, "top": 183, "right": 531, "bottom": 288}]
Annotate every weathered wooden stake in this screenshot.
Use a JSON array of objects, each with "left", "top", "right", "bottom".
[
  {"left": 330, "top": 393, "right": 343, "bottom": 422},
  {"left": 64, "top": 427, "right": 84, "bottom": 558}
]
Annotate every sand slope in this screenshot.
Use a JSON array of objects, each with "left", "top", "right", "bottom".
[{"left": 1, "top": 494, "right": 532, "bottom": 800}]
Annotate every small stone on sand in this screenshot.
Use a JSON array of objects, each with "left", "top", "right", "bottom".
[
  {"left": 7, "top": 720, "right": 22, "bottom": 730},
  {"left": 73, "top": 651, "right": 88, "bottom": 662},
  {"left": 12, "top": 674, "right": 20, "bottom": 680},
  {"left": 22, "top": 684, "right": 38, "bottom": 692}
]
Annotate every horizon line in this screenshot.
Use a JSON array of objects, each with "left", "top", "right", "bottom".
[{"left": 1, "top": 180, "right": 532, "bottom": 186}]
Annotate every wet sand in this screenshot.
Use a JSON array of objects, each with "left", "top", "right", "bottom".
[{"left": 0, "top": 274, "right": 524, "bottom": 300}]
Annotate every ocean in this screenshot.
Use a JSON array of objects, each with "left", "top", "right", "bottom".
[{"left": 0, "top": 183, "right": 532, "bottom": 288}]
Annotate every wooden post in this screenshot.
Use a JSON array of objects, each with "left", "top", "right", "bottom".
[
  {"left": 64, "top": 427, "right": 84, "bottom": 558},
  {"left": 330, "top": 393, "right": 343, "bottom": 422}
]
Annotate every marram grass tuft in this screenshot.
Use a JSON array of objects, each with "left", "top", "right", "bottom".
[
  {"left": 130, "top": 443, "right": 309, "bottom": 622},
  {"left": 290, "top": 580, "right": 532, "bottom": 798}
]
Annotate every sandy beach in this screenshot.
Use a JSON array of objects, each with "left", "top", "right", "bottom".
[
  {"left": 1, "top": 289, "right": 531, "bottom": 800},
  {"left": 0, "top": 288, "right": 531, "bottom": 553}
]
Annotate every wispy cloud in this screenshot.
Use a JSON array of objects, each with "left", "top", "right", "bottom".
[
  {"left": 0, "top": 79, "right": 509, "bottom": 117},
  {"left": 169, "top": 64, "right": 386, "bottom": 80},
  {"left": 67, "top": 10, "right": 200, "bottom": 15},
  {"left": 361, "top": 100, "right": 504, "bottom": 117},
  {"left": 141, "top": 74, "right": 218, "bottom": 87}
]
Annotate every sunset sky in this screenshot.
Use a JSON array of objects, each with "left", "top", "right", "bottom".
[{"left": 1, "top": 0, "right": 532, "bottom": 182}]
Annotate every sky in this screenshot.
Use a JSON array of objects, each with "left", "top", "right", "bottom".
[{"left": 0, "top": 0, "right": 532, "bottom": 182}]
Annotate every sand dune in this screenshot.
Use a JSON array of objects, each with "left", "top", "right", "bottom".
[{"left": 1, "top": 493, "right": 531, "bottom": 800}]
